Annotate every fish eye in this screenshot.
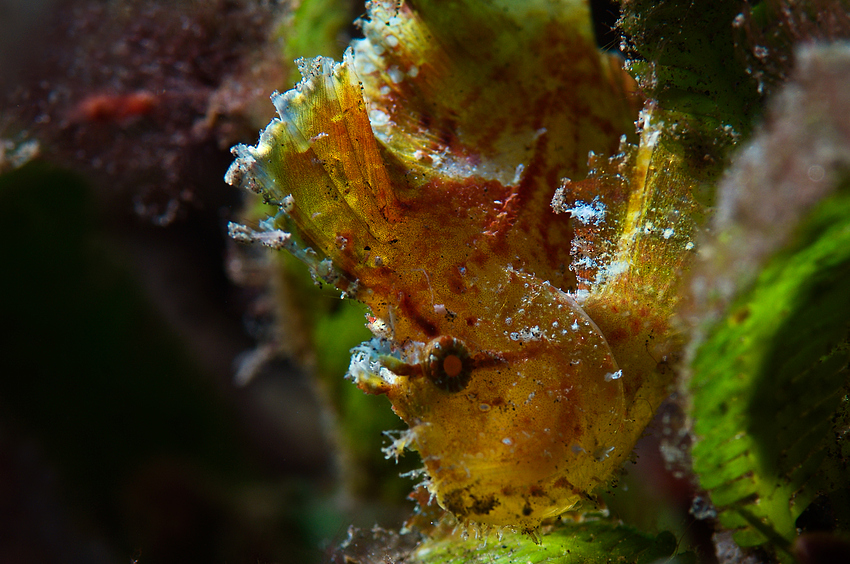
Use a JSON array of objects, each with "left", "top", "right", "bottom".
[{"left": 423, "top": 336, "right": 473, "bottom": 392}]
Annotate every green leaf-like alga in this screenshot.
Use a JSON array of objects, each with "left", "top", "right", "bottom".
[
  {"left": 691, "top": 187, "right": 850, "bottom": 552},
  {"left": 687, "top": 44, "right": 850, "bottom": 559},
  {"left": 410, "top": 521, "right": 692, "bottom": 564},
  {"left": 620, "top": 0, "right": 761, "bottom": 171}
]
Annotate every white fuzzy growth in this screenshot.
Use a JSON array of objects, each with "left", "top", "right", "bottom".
[
  {"left": 597, "top": 259, "right": 629, "bottom": 283},
  {"left": 562, "top": 196, "right": 606, "bottom": 226},
  {"left": 368, "top": 108, "right": 391, "bottom": 126},
  {"left": 512, "top": 163, "right": 525, "bottom": 184},
  {"left": 572, "top": 255, "right": 597, "bottom": 270},
  {"left": 347, "top": 347, "right": 377, "bottom": 381},
  {"left": 604, "top": 370, "right": 623, "bottom": 382},
  {"left": 227, "top": 222, "right": 292, "bottom": 251},
  {"left": 639, "top": 109, "right": 663, "bottom": 147},
  {"left": 381, "top": 428, "right": 416, "bottom": 462},
  {"left": 314, "top": 259, "right": 339, "bottom": 285},
  {"left": 349, "top": 339, "right": 392, "bottom": 373},
  {"left": 594, "top": 446, "right": 616, "bottom": 461},
  {"left": 509, "top": 325, "right": 543, "bottom": 342}
]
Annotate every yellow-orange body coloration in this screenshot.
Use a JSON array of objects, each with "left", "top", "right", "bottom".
[{"left": 227, "top": 0, "right": 701, "bottom": 529}]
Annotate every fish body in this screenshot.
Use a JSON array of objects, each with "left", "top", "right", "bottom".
[{"left": 227, "top": 0, "right": 699, "bottom": 529}]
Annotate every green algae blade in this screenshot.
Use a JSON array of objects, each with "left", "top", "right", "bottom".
[
  {"left": 620, "top": 0, "right": 761, "bottom": 170},
  {"left": 690, "top": 187, "right": 850, "bottom": 557},
  {"left": 686, "top": 44, "right": 850, "bottom": 559},
  {"left": 410, "top": 521, "right": 694, "bottom": 564},
  {"left": 282, "top": 0, "right": 352, "bottom": 65}
]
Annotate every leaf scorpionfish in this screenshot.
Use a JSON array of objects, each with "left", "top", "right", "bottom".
[{"left": 226, "top": 0, "right": 702, "bottom": 531}]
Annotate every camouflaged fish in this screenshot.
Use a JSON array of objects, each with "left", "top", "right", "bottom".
[{"left": 226, "top": 0, "right": 702, "bottom": 530}]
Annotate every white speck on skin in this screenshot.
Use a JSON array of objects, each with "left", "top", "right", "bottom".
[
  {"left": 595, "top": 446, "right": 615, "bottom": 461},
  {"left": 662, "top": 228, "right": 674, "bottom": 239},
  {"left": 369, "top": 108, "right": 390, "bottom": 126},
  {"left": 387, "top": 66, "right": 404, "bottom": 84},
  {"left": 510, "top": 325, "right": 543, "bottom": 342},
  {"left": 512, "top": 163, "right": 525, "bottom": 184},
  {"left": 604, "top": 370, "right": 623, "bottom": 382}
]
